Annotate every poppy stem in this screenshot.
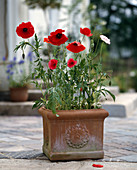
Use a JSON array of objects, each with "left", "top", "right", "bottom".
[
  {"left": 94, "top": 36, "right": 100, "bottom": 54},
  {"left": 100, "top": 42, "right": 104, "bottom": 64},
  {"left": 81, "top": 35, "right": 85, "bottom": 43}
]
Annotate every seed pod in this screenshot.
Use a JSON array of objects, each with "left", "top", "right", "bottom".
[{"left": 90, "top": 39, "right": 94, "bottom": 49}]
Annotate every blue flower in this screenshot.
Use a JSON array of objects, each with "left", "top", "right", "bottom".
[
  {"left": 2, "top": 56, "right": 6, "bottom": 61},
  {"left": 13, "top": 56, "right": 16, "bottom": 61},
  {"left": 27, "top": 51, "right": 33, "bottom": 61},
  {"left": 18, "top": 60, "right": 24, "bottom": 64},
  {"left": 29, "top": 57, "right": 33, "bottom": 62},
  {"left": 10, "top": 71, "right": 14, "bottom": 75},
  {"left": 7, "top": 64, "right": 13, "bottom": 69},
  {"left": 28, "top": 51, "right": 33, "bottom": 57},
  {"left": 7, "top": 76, "right": 10, "bottom": 80},
  {"left": 6, "top": 69, "right": 10, "bottom": 73}
]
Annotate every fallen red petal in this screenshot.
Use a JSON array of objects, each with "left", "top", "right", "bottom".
[{"left": 92, "top": 164, "right": 103, "bottom": 168}]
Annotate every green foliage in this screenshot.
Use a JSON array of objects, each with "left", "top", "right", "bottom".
[
  {"left": 14, "top": 30, "right": 115, "bottom": 113},
  {"left": 129, "top": 70, "right": 137, "bottom": 92},
  {"left": 113, "top": 75, "right": 128, "bottom": 93},
  {"left": 90, "top": 0, "right": 137, "bottom": 59}
]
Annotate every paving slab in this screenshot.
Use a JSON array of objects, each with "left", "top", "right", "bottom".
[
  {"left": 102, "top": 93, "right": 137, "bottom": 117},
  {"left": 0, "top": 151, "right": 43, "bottom": 159},
  {"left": 0, "top": 159, "right": 137, "bottom": 170},
  {"left": 0, "top": 109, "right": 137, "bottom": 163},
  {"left": 111, "top": 154, "right": 137, "bottom": 163},
  {"left": 0, "top": 102, "right": 137, "bottom": 169},
  {"left": 0, "top": 102, "right": 38, "bottom": 116},
  {"left": 1, "top": 92, "right": 137, "bottom": 117}
]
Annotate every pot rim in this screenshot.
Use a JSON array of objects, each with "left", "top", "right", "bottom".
[
  {"left": 10, "top": 87, "right": 28, "bottom": 90},
  {"left": 38, "top": 107, "right": 109, "bottom": 120}
]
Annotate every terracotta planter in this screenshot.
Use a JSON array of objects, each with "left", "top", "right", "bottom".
[
  {"left": 38, "top": 107, "right": 109, "bottom": 161},
  {"left": 10, "top": 87, "right": 28, "bottom": 102}
]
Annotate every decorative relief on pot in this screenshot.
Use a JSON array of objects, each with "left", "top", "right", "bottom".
[{"left": 65, "top": 123, "right": 89, "bottom": 149}]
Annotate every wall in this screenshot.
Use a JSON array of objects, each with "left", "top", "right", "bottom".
[
  {"left": 0, "top": 0, "right": 28, "bottom": 91},
  {"left": 0, "top": 0, "right": 6, "bottom": 60},
  {"left": 0, "top": 0, "right": 8, "bottom": 91}
]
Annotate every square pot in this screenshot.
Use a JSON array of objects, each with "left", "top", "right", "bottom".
[{"left": 38, "top": 107, "right": 109, "bottom": 161}]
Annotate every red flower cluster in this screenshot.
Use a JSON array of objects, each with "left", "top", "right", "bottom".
[
  {"left": 16, "top": 22, "right": 34, "bottom": 39},
  {"left": 48, "top": 58, "right": 77, "bottom": 70},
  {"left": 16, "top": 23, "right": 93, "bottom": 71},
  {"left": 43, "top": 27, "right": 93, "bottom": 53},
  {"left": 67, "top": 58, "right": 77, "bottom": 68},
  {"left": 80, "top": 28, "right": 93, "bottom": 37},
  {"left": 66, "top": 41, "right": 86, "bottom": 53},
  {"left": 48, "top": 59, "right": 58, "bottom": 70},
  {"left": 48, "top": 29, "right": 68, "bottom": 46}
]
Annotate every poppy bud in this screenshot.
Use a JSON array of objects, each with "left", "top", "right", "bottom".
[
  {"left": 22, "top": 53, "right": 25, "bottom": 59},
  {"left": 109, "top": 81, "right": 112, "bottom": 86}
]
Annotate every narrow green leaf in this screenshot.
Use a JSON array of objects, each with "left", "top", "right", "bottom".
[{"left": 102, "top": 89, "right": 115, "bottom": 101}]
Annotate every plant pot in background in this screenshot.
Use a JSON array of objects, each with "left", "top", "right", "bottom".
[
  {"left": 38, "top": 107, "right": 109, "bottom": 161},
  {"left": 10, "top": 87, "right": 28, "bottom": 102}
]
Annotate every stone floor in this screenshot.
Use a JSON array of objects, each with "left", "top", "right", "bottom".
[
  {"left": 0, "top": 160, "right": 137, "bottom": 170},
  {"left": 0, "top": 109, "right": 137, "bottom": 163}
]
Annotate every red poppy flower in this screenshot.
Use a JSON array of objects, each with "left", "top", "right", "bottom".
[
  {"left": 80, "top": 28, "right": 93, "bottom": 37},
  {"left": 66, "top": 41, "right": 86, "bottom": 53},
  {"left": 80, "top": 88, "right": 82, "bottom": 91},
  {"left": 44, "top": 38, "right": 50, "bottom": 43},
  {"left": 92, "top": 164, "right": 103, "bottom": 168},
  {"left": 67, "top": 58, "right": 77, "bottom": 68},
  {"left": 48, "top": 29, "right": 68, "bottom": 46},
  {"left": 16, "top": 22, "right": 35, "bottom": 39},
  {"left": 48, "top": 59, "right": 58, "bottom": 70}
]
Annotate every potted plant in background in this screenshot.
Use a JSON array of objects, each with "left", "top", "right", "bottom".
[
  {"left": 14, "top": 22, "right": 115, "bottom": 161},
  {"left": 3, "top": 54, "right": 33, "bottom": 102}
]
